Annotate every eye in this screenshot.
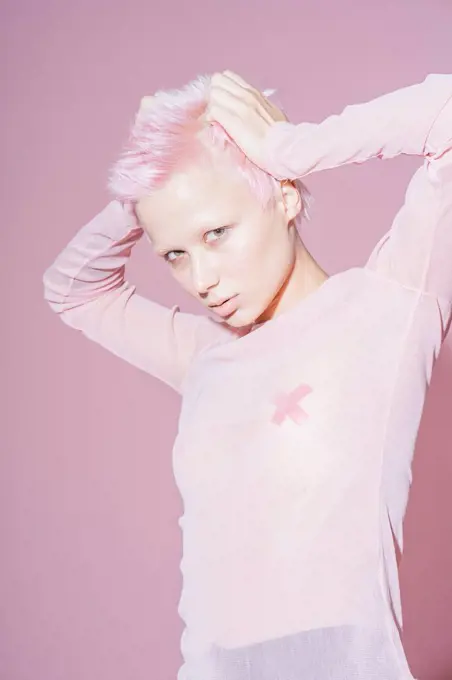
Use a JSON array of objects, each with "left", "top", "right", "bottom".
[
  {"left": 205, "top": 226, "right": 230, "bottom": 243},
  {"left": 163, "top": 226, "right": 231, "bottom": 263},
  {"left": 163, "top": 250, "right": 184, "bottom": 263}
]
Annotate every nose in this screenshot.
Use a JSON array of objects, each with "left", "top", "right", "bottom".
[{"left": 191, "top": 253, "right": 220, "bottom": 298}]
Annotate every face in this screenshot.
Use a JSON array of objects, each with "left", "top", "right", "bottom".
[{"left": 135, "top": 155, "right": 301, "bottom": 328}]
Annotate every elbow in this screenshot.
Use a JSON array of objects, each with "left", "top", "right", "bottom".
[
  {"left": 42, "top": 265, "right": 68, "bottom": 315},
  {"left": 42, "top": 267, "right": 56, "bottom": 309}
]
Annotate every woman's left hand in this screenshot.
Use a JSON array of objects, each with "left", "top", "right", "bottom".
[{"left": 204, "top": 70, "right": 288, "bottom": 170}]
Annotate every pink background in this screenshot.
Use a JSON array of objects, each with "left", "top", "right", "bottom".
[{"left": 2, "top": 1, "right": 452, "bottom": 678}]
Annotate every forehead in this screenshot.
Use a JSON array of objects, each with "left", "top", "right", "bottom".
[{"left": 136, "top": 159, "right": 258, "bottom": 244}]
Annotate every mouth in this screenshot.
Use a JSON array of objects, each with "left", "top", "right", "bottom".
[
  {"left": 209, "top": 294, "right": 238, "bottom": 317},
  {"left": 210, "top": 297, "right": 231, "bottom": 308}
]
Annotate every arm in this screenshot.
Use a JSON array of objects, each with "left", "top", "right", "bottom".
[
  {"left": 262, "top": 74, "right": 452, "bottom": 310},
  {"left": 42, "top": 200, "right": 233, "bottom": 394}
]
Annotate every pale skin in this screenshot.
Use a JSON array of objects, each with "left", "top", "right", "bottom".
[{"left": 136, "top": 70, "right": 329, "bottom": 329}]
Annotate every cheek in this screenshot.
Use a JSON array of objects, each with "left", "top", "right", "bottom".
[
  {"left": 245, "top": 221, "right": 291, "bottom": 284},
  {"left": 225, "top": 235, "right": 265, "bottom": 283},
  {"left": 228, "top": 224, "right": 292, "bottom": 306}
]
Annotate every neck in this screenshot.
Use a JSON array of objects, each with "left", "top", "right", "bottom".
[{"left": 255, "top": 227, "right": 329, "bottom": 325}]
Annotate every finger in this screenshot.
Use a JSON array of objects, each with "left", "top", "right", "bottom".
[
  {"left": 211, "top": 71, "right": 263, "bottom": 107},
  {"left": 222, "top": 71, "right": 273, "bottom": 107},
  {"left": 218, "top": 72, "right": 278, "bottom": 117},
  {"left": 209, "top": 86, "right": 265, "bottom": 129},
  {"left": 207, "top": 96, "right": 270, "bottom": 145},
  {"left": 207, "top": 86, "right": 265, "bottom": 125},
  {"left": 222, "top": 70, "right": 258, "bottom": 93},
  {"left": 208, "top": 84, "right": 244, "bottom": 113},
  {"left": 206, "top": 102, "right": 252, "bottom": 152},
  {"left": 209, "top": 78, "right": 259, "bottom": 114}
]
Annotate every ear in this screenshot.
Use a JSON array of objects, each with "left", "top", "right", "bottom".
[{"left": 279, "top": 180, "right": 302, "bottom": 222}]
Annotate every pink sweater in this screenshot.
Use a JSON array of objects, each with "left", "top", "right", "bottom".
[{"left": 43, "top": 73, "right": 452, "bottom": 679}]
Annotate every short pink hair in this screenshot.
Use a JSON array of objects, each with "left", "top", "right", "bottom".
[{"left": 107, "top": 74, "right": 312, "bottom": 223}]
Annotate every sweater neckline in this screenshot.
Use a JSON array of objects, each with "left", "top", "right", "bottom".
[{"left": 213, "top": 267, "right": 359, "bottom": 347}]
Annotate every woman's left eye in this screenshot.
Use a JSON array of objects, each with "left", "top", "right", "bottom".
[{"left": 206, "top": 226, "right": 229, "bottom": 242}]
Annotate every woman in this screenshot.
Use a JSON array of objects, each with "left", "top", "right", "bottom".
[{"left": 43, "top": 70, "right": 452, "bottom": 679}]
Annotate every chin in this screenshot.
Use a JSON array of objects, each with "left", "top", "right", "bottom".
[
  {"left": 222, "top": 314, "right": 247, "bottom": 329},
  {"left": 225, "top": 307, "right": 263, "bottom": 330}
]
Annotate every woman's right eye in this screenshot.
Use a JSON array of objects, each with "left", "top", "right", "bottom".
[{"left": 164, "top": 251, "right": 184, "bottom": 263}]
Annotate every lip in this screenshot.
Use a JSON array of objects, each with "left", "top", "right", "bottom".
[
  {"left": 209, "top": 297, "right": 230, "bottom": 307},
  {"left": 209, "top": 294, "right": 238, "bottom": 317}
]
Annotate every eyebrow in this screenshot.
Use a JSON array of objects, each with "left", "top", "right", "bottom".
[
  {"left": 144, "top": 233, "right": 171, "bottom": 256},
  {"left": 145, "top": 235, "right": 174, "bottom": 255},
  {"left": 154, "top": 243, "right": 181, "bottom": 256}
]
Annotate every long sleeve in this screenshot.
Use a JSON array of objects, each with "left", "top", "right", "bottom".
[
  {"left": 42, "top": 200, "right": 233, "bottom": 394},
  {"left": 262, "top": 73, "right": 452, "bottom": 312}
]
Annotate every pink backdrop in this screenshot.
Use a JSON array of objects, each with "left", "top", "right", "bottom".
[{"left": 2, "top": 0, "right": 451, "bottom": 678}]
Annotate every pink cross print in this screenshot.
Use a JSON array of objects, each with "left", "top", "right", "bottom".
[{"left": 271, "top": 383, "right": 313, "bottom": 425}]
